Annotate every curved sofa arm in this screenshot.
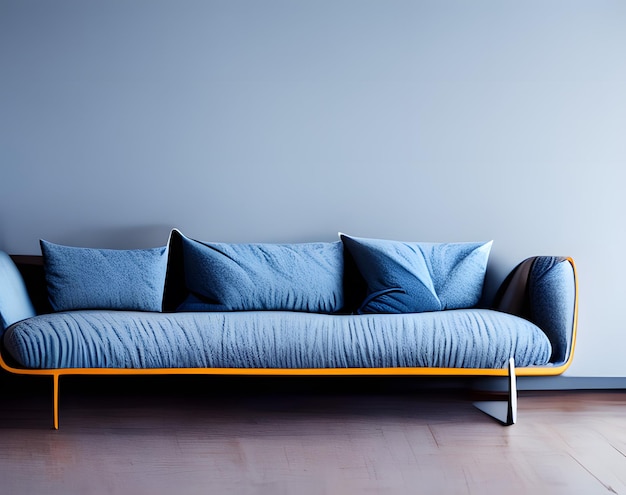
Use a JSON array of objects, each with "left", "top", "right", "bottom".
[
  {"left": 492, "top": 256, "right": 578, "bottom": 367},
  {"left": 0, "top": 252, "right": 37, "bottom": 336}
]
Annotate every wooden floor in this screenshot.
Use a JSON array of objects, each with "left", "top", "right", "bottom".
[{"left": 0, "top": 375, "right": 625, "bottom": 495}]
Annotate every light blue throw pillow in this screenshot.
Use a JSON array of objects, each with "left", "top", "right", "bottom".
[
  {"left": 0, "top": 251, "right": 36, "bottom": 332},
  {"left": 340, "top": 234, "right": 492, "bottom": 314},
  {"left": 175, "top": 230, "right": 344, "bottom": 313},
  {"left": 40, "top": 240, "right": 168, "bottom": 312}
]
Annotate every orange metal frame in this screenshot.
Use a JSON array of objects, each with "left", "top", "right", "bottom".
[{"left": 0, "top": 258, "right": 578, "bottom": 430}]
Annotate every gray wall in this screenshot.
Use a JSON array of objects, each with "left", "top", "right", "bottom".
[{"left": 1, "top": 0, "right": 625, "bottom": 378}]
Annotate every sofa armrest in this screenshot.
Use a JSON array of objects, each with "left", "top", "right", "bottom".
[
  {"left": 0, "top": 252, "right": 37, "bottom": 335},
  {"left": 493, "top": 256, "right": 578, "bottom": 367}
]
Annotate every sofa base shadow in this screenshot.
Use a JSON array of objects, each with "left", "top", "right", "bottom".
[{"left": 0, "top": 353, "right": 558, "bottom": 430}]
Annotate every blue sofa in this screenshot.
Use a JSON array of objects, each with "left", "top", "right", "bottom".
[{"left": 0, "top": 230, "right": 578, "bottom": 428}]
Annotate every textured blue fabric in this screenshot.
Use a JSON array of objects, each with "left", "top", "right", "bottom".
[
  {"left": 492, "top": 256, "right": 576, "bottom": 366},
  {"left": 528, "top": 258, "right": 576, "bottom": 365},
  {"left": 175, "top": 231, "right": 344, "bottom": 313},
  {"left": 40, "top": 241, "right": 168, "bottom": 312},
  {"left": 3, "top": 309, "right": 551, "bottom": 369},
  {"left": 0, "top": 251, "right": 36, "bottom": 333},
  {"left": 340, "top": 234, "right": 492, "bottom": 314}
]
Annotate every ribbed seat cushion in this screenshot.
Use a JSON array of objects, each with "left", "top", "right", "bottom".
[{"left": 3, "top": 310, "right": 551, "bottom": 370}]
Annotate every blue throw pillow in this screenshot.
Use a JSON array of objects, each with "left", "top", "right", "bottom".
[
  {"left": 40, "top": 240, "right": 168, "bottom": 312},
  {"left": 340, "top": 234, "right": 492, "bottom": 314},
  {"left": 174, "top": 230, "right": 344, "bottom": 313},
  {"left": 0, "top": 251, "right": 36, "bottom": 332}
]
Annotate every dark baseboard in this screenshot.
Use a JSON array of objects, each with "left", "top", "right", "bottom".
[{"left": 474, "top": 375, "right": 626, "bottom": 392}]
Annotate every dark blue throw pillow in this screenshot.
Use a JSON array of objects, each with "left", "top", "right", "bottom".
[
  {"left": 174, "top": 230, "right": 344, "bottom": 313},
  {"left": 41, "top": 240, "right": 168, "bottom": 312},
  {"left": 340, "top": 234, "right": 492, "bottom": 314}
]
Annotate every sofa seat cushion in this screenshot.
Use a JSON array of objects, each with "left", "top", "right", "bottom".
[{"left": 3, "top": 310, "right": 551, "bottom": 370}]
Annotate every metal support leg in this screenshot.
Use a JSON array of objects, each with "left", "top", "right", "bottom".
[
  {"left": 473, "top": 357, "right": 517, "bottom": 426},
  {"left": 52, "top": 374, "right": 60, "bottom": 430}
]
